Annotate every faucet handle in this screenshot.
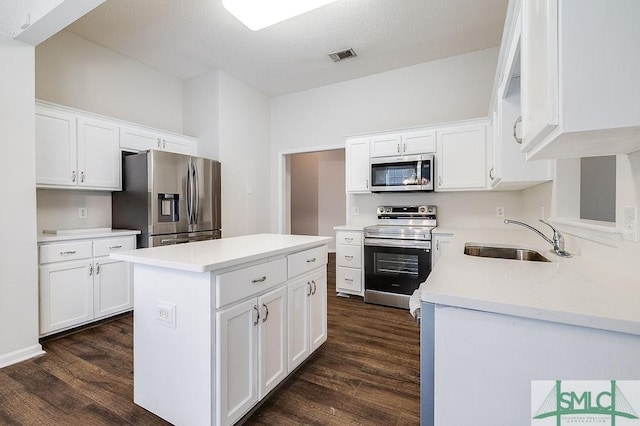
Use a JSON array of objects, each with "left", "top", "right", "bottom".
[{"left": 538, "top": 219, "right": 571, "bottom": 257}]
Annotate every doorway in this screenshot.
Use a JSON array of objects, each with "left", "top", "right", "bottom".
[{"left": 285, "top": 149, "right": 345, "bottom": 250}]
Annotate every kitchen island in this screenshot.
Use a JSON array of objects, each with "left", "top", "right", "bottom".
[
  {"left": 111, "top": 233, "right": 333, "bottom": 426},
  {"left": 420, "top": 228, "right": 640, "bottom": 426}
]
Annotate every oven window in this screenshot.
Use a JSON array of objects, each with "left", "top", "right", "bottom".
[
  {"left": 374, "top": 252, "right": 419, "bottom": 277},
  {"left": 371, "top": 162, "right": 419, "bottom": 187}
]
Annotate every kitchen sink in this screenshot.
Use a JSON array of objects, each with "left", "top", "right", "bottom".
[{"left": 464, "top": 243, "right": 551, "bottom": 262}]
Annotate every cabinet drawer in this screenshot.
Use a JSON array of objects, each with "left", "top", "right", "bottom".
[
  {"left": 216, "top": 258, "right": 287, "bottom": 308},
  {"left": 287, "top": 245, "right": 328, "bottom": 278},
  {"left": 336, "top": 266, "right": 362, "bottom": 293},
  {"left": 336, "top": 245, "right": 361, "bottom": 268},
  {"left": 39, "top": 241, "right": 92, "bottom": 264},
  {"left": 93, "top": 237, "right": 135, "bottom": 257},
  {"left": 336, "top": 231, "right": 362, "bottom": 246}
]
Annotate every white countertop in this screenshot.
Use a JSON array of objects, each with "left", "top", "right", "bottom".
[
  {"left": 333, "top": 225, "right": 366, "bottom": 231},
  {"left": 110, "top": 233, "right": 333, "bottom": 273},
  {"left": 421, "top": 228, "right": 640, "bottom": 335},
  {"left": 38, "top": 228, "right": 140, "bottom": 243}
]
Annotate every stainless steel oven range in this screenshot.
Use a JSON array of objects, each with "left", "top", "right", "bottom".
[{"left": 364, "top": 205, "right": 436, "bottom": 309}]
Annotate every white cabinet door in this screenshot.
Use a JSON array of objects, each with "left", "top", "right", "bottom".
[
  {"left": 370, "top": 134, "right": 401, "bottom": 157},
  {"left": 161, "top": 134, "right": 196, "bottom": 155},
  {"left": 436, "top": 124, "right": 487, "bottom": 191},
  {"left": 35, "top": 108, "right": 77, "bottom": 187},
  {"left": 257, "top": 286, "right": 287, "bottom": 399},
  {"left": 77, "top": 117, "right": 121, "bottom": 189},
  {"left": 521, "top": 0, "right": 559, "bottom": 149},
  {"left": 93, "top": 257, "right": 133, "bottom": 319},
  {"left": 287, "top": 276, "right": 310, "bottom": 371},
  {"left": 402, "top": 130, "right": 436, "bottom": 155},
  {"left": 308, "top": 270, "right": 327, "bottom": 353},
  {"left": 39, "top": 260, "right": 93, "bottom": 334},
  {"left": 120, "top": 126, "right": 160, "bottom": 152},
  {"left": 216, "top": 298, "right": 258, "bottom": 426},
  {"left": 345, "top": 137, "right": 370, "bottom": 193}
]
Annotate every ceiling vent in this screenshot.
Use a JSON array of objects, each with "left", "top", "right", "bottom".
[{"left": 329, "top": 48, "right": 357, "bottom": 62}]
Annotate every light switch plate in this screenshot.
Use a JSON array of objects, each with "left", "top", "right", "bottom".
[{"left": 623, "top": 206, "right": 637, "bottom": 242}]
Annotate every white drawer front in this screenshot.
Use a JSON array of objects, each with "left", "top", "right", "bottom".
[
  {"left": 287, "top": 245, "right": 328, "bottom": 278},
  {"left": 216, "top": 258, "right": 287, "bottom": 308},
  {"left": 336, "top": 266, "right": 362, "bottom": 293},
  {"left": 336, "top": 231, "right": 362, "bottom": 246},
  {"left": 336, "top": 245, "right": 361, "bottom": 268},
  {"left": 39, "top": 241, "right": 92, "bottom": 264},
  {"left": 93, "top": 237, "right": 135, "bottom": 257}
]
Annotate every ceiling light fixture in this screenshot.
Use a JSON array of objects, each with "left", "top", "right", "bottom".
[{"left": 222, "top": 0, "right": 340, "bottom": 31}]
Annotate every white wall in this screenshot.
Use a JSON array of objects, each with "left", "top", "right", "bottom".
[
  {"left": 35, "top": 30, "right": 184, "bottom": 133},
  {"left": 270, "top": 48, "right": 501, "bottom": 230},
  {"left": 184, "top": 70, "right": 220, "bottom": 160},
  {"left": 218, "top": 71, "right": 271, "bottom": 237},
  {"left": 0, "top": 36, "right": 43, "bottom": 367},
  {"left": 36, "top": 189, "right": 112, "bottom": 234}
]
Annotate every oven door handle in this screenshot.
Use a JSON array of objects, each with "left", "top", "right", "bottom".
[{"left": 364, "top": 238, "right": 431, "bottom": 250}]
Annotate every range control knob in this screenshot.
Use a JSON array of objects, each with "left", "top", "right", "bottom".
[
  {"left": 427, "top": 206, "right": 436, "bottom": 214},
  {"left": 385, "top": 207, "right": 392, "bottom": 213},
  {"left": 377, "top": 206, "right": 385, "bottom": 215},
  {"left": 418, "top": 206, "right": 427, "bottom": 214}
]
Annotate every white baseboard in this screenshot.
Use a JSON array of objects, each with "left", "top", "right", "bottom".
[{"left": 0, "top": 344, "right": 45, "bottom": 369}]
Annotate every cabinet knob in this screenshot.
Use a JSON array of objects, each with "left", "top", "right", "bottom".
[{"left": 513, "top": 116, "right": 523, "bottom": 144}]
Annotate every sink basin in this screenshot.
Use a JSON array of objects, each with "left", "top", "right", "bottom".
[{"left": 464, "top": 244, "right": 551, "bottom": 262}]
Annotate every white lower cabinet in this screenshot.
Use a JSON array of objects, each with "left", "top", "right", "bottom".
[
  {"left": 287, "top": 268, "right": 327, "bottom": 372},
  {"left": 215, "top": 285, "right": 287, "bottom": 426},
  {"left": 38, "top": 235, "right": 135, "bottom": 336},
  {"left": 334, "top": 229, "right": 364, "bottom": 296}
]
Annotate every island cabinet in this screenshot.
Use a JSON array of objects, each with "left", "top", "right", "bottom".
[{"left": 119, "top": 235, "right": 331, "bottom": 426}]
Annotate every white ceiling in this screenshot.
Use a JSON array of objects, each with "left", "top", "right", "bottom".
[{"left": 64, "top": 0, "right": 508, "bottom": 96}]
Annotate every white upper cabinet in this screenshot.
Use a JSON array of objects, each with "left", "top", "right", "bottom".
[
  {"left": 520, "top": 0, "right": 640, "bottom": 160},
  {"left": 120, "top": 126, "right": 196, "bottom": 155},
  {"left": 488, "top": 4, "right": 552, "bottom": 190},
  {"left": 345, "top": 137, "right": 370, "bottom": 193},
  {"left": 370, "top": 129, "right": 436, "bottom": 158},
  {"left": 436, "top": 123, "right": 487, "bottom": 191},
  {"left": 36, "top": 105, "right": 120, "bottom": 190}
]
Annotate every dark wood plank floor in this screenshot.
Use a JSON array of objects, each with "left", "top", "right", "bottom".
[{"left": 0, "top": 254, "right": 420, "bottom": 425}]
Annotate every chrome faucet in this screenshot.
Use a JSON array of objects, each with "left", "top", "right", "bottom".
[{"left": 504, "top": 219, "right": 572, "bottom": 258}]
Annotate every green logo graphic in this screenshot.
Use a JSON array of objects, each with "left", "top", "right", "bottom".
[{"left": 533, "top": 380, "right": 639, "bottom": 425}]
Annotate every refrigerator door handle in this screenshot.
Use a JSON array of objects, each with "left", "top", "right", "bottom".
[
  {"left": 185, "top": 161, "right": 192, "bottom": 225},
  {"left": 193, "top": 162, "right": 200, "bottom": 224}
]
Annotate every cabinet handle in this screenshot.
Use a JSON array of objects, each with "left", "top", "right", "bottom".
[
  {"left": 438, "top": 176, "right": 442, "bottom": 187},
  {"left": 262, "top": 303, "right": 269, "bottom": 323},
  {"left": 80, "top": 171, "right": 85, "bottom": 183},
  {"left": 436, "top": 240, "right": 440, "bottom": 251},
  {"left": 307, "top": 281, "right": 312, "bottom": 297},
  {"left": 306, "top": 257, "right": 317, "bottom": 263},
  {"left": 344, "top": 277, "right": 353, "bottom": 283},
  {"left": 489, "top": 167, "right": 495, "bottom": 180},
  {"left": 403, "top": 142, "right": 407, "bottom": 152},
  {"left": 60, "top": 250, "right": 76, "bottom": 255},
  {"left": 344, "top": 255, "right": 354, "bottom": 260},
  {"left": 71, "top": 171, "right": 76, "bottom": 182},
  {"left": 95, "top": 263, "right": 100, "bottom": 275},
  {"left": 344, "top": 237, "right": 353, "bottom": 242},
  {"left": 397, "top": 143, "right": 400, "bottom": 153},
  {"left": 89, "top": 264, "right": 93, "bottom": 276},
  {"left": 162, "top": 138, "right": 166, "bottom": 149},
  {"left": 157, "top": 137, "right": 161, "bottom": 148},
  {"left": 251, "top": 276, "right": 267, "bottom": 283},
  {"left": 109, "top": 245, "right": 122, "bottom": 250},
  {"left": 365, "top": 179, "right": 369, "bottom": 189},
  {"left": 253, "top": 305, "right": 260, "bottom": 326},
  {"left": 513, "top": 116, "right": 523, "bottom": 144},
  {"left": 311, "top": 280, "right": 317, "bottom": 295}
]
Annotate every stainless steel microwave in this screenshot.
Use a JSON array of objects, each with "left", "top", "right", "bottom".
[{"left": 370, "top": 154, "right": 434, "bottom": 192}]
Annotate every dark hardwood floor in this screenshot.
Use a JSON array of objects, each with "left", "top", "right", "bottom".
[{"left": 0, "top": 254, "right": 420, "bottom": 425}]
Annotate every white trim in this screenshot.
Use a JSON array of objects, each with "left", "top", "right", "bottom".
[
  {"left": 550, "top": 217, "right": 623, "bottom": 247},
  {"left": 276, "top": 143, "right": 346, "bottom": 234},
  {"left": 0, "top": 344, "right": 45, "bottom": 369}
]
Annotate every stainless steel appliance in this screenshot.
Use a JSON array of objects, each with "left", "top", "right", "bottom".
[
  {"left": 112, "top": 150, "right": 221, "bottom": 248},
  {"left": 364, "top": 205, "right": 436, "bottom": 309},
  {"left": 370, "top": 154, "right": 434, "bottom": 192}
]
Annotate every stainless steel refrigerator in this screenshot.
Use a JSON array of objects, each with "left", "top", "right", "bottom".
[{"left": 112, "top": 150, "right": 221, "bottom": 248}]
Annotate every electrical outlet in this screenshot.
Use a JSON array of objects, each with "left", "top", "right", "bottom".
[
  {"left": 496, "top": 206, "right": 505, "bottom": 217},
  {"left": 351, "top": 206, "right": 360, "bottom": 216},
  {"left": 157, "top": 301, "right": 176, "bottom": 328},
  {"left": 623, "top": 206, "right": 637, "bottom": 242},
  {"left": 78, "top": 207, "right": 88, "bottom": 219}
]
